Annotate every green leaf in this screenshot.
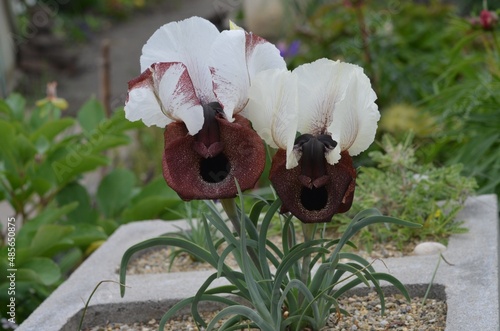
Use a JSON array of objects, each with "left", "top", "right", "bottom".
[
  {"left": 96, "top": 168, "right": 136, "bottom": 218},
  {"left": 97, "top": 219, "right": 119, "bottom": 235},
  {"left": 0, "top": 99, "right": 13, "bottom": 117},
  {"left": 15, "top": 135, "right": 37, "bottom": 164},
  {"left": 34, "top": 135, "right": 51, "bottom": 154},
  {"left": 0, "top": 119, "right": 15, "bottom": 140},
  {"left": 6, "top": 93, "right": 26, "bottom": 121},
  {"left": 30, "top": 224, "right": 75, "bottom": 255},
  {"left": 121, "top": 196, "right": 182, "bottom": 222},
  {"left": 0, "top": 119, "right": 16, "bottom": 156},
  {"left": 119, "top": 237, "right": 216, "bottom": 297},
  {"left": 66, "top": 224, "right": 107, "bottom": 246},
  {"left": 158, "top": 295, "right": 240, "bottom": 331},
  {"left": 90, "top": 135, "right": 130, "bottom": 153},
  {"left": 206, "top": 305, "right": 274, "bottom": 331},
  {"left": 130, "top": 177, "right": 179, "bottom": 202},
  {"left": 56, "top": 182, "right": 98, "bottom": 224},
  {"left": 373, "top": 273, "right": 411, "bottom": 302},
  {"left": 16, "top": 203, "right": 78, "bottom": 259},
  {"left": 31, "top": 177, "right": 53, "bottom": 196},
  {"left": 77, "top": 98, "right": 106, "bottom": 134},
  {"left": 51, "top": 154, "right": 109, "bottom": 184},
  {"left": 17, "top": 257, "right": 61, "bottom": 286},
  {"left": 29, "top": 118, "right": 75, "bottom": 142},
  {"left": 58, "top": 248, "right": 83, "bottom": 275}
]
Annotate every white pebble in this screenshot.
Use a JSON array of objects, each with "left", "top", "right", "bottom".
[{"left": 413, "top": 242, "right": 447, "bottom": 255}]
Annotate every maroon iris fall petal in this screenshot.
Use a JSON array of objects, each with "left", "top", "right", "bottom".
[
  {"left": 162, "top": 111, "right": 266, "bottom": 201},
  {"left": 269, "top": 149, "right": 356, "bottom": 223}
]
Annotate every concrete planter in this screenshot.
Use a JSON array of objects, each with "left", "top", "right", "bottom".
[{"left": 17, "top": 195, "right": 499, "bottom": 331}]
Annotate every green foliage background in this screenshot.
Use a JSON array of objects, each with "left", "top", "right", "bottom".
[{"left": 2, "top": 0, "right": 499, "bottom": 328}]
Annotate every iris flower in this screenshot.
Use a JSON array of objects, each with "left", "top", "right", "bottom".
[
  {"left": 246, "top": 59, "right": 380, "bottom": 223},
  {"left": 124, "top": 17, "right": 286, "bottom": 200}
]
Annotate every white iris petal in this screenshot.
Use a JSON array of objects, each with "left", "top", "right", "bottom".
[
  {"left": 140, "top": 16, "right": 219, "bottom": 104},
  {"left": 247, "top": 58, "right": 379, "bottom": 167},
  {"left": 210, "top": 29, "right": 286, "bottom": 120},
  {"left": 246, "top": 68, "right": 298, "bottom": 168},
  {"left": 125, "top": 16, "right": 287, "bottom": 134},
  {"left": 125, "top": 84, "right": 170, "bottom": 128},
  {"left": 156, "top": 63, "right": 204, "bottom": 135}
]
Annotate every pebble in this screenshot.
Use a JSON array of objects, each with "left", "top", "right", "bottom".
[
  {"left": 86, "top": 292, "right": 446, "bottom": 331},
  {"left": 114, "top": 236, "right": 446, "bottom": 330},
  {"left": 413, "top": 242, "right": 447, "bottom": 255}
]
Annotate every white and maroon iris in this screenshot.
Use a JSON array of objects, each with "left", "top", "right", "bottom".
[
  {"left": 245, "top": 59, "right": 380, "bottom": 223},
  {"left": 124, "top": 16, "right": 286, "bottom": 200}
]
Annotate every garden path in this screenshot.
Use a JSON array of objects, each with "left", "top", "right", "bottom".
[
  {"left": 0, "top": 0, "right": 227, "bottom": 229},
  {"left": 56, "top": 0, "right": 226, "bottom": 115}
]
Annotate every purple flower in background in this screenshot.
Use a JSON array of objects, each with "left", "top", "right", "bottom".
[
  {"left": 277, "top": 40, "right": 301, "bottom": 59},
  {"left": 480, "top": 9, "right": 498, "bottom": 30},
  {"left": 469, "top": 9, "right": 498, "bottom": 30}
]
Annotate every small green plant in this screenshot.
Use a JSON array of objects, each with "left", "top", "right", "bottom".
[
  {"left": 336, "top": 134, "right": 477, "bottom": 250},
  {"left": 0, "top": 92, "right": 186, "bottom": 327},
  {"left": 164, "top": 203, "right": 222, "bottom": 265},
  {"left": 120, "top": 195, "right": 420, "bottom": 330}
]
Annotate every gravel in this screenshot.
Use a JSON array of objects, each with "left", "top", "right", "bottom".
[
  {"left": 102, "top": 236, "right": 446, "bottom": 330},
  {"left": 124, "top": 236, "right": 417, "bottom": 275},
  {"left": 86, "top": 292, "right": 446, "bottom": 330}
]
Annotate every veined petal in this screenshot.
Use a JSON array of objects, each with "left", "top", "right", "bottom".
[
  {"left": 246, "top": 68, "right": 299, "bottom": 169},
  {"left": 125, "top": 68, "right": 171, "bottom": 128},
  {"left": 140, "top": 16, "right": 219, "bottom": 104},
  {"left": 210, "top": 29, "right": 286, "bottom": 119},
  {"left": 245, "top": 32, "right": 287, "bottom": 81},
  {"left": 294, "top": 59, "right": 379, "bottom": 165},
  {"left": 209, "top": 29, "right": 247, "bottom": 120},
  {"left": 294, "top": 59, "right": 349, "bottom": 135},
  {"left": 154, "top": 62, "right": 204, "bottom": 135},
  {"left": 125, "top": 62, "right": 204, "bottom": 134},
  {"left": 331, "top": 67, "right": 380, "bottom": 156}
]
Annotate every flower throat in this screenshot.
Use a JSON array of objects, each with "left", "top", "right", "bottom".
[
  {"left": 295, "top": 134, "right": 337, "bottom": 211},
  {"left": 194, "top": 102, "right": 230, "bottom": 183}
]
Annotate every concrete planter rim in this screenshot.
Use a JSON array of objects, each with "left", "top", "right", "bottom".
[{"left": 16, "top": 194, "right": 499, "bottom": 331}]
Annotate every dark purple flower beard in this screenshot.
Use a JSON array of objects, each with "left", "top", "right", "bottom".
[
  {"left": 270, "top": 134, "right": 356, "bottom": 223},
  {"left": 162, "top": 105, "right": 266, "bottom": 201},
  {"left": 295, "top": 133, "right": 337, "bottom": 191},
  {"left": 192, "top": 102, "right": 229, "bottom": 183}
]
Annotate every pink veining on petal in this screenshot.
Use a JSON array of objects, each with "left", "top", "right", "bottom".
[
  {"left": 244, "top": 31, "right": 267, "bottom": 62},
  {"left": 175, "top": 66, "right": 201, "bottom": 107},
  {"left": 151, "top": 62, "right": 201, "bottom": 110},
  {"left": 126, "top": 68, "right": 153, "bottom": 103},
  {"left": 209, "top": 66, "right": 226, "bottom": 112}
]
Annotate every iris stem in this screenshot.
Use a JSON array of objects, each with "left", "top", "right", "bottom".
[
  {"left": 221, "top": 198, "right": 242, "bottom": 234},
  {"left": 220, "top": 198, "right": 261, "bottom": 272},
  {"left": 299, "top": 223, "right": 317, "bottom": 305}
]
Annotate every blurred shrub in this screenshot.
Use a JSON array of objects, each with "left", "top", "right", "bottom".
[
  {"left": 0, "top": 94, "right": 184, "bottom": 327},
  {"left": 281, "top": 0, "right": 499, "bottom": 198},
  {"left": 335, "top": 134, "right": 477, "bottom": 251}
]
